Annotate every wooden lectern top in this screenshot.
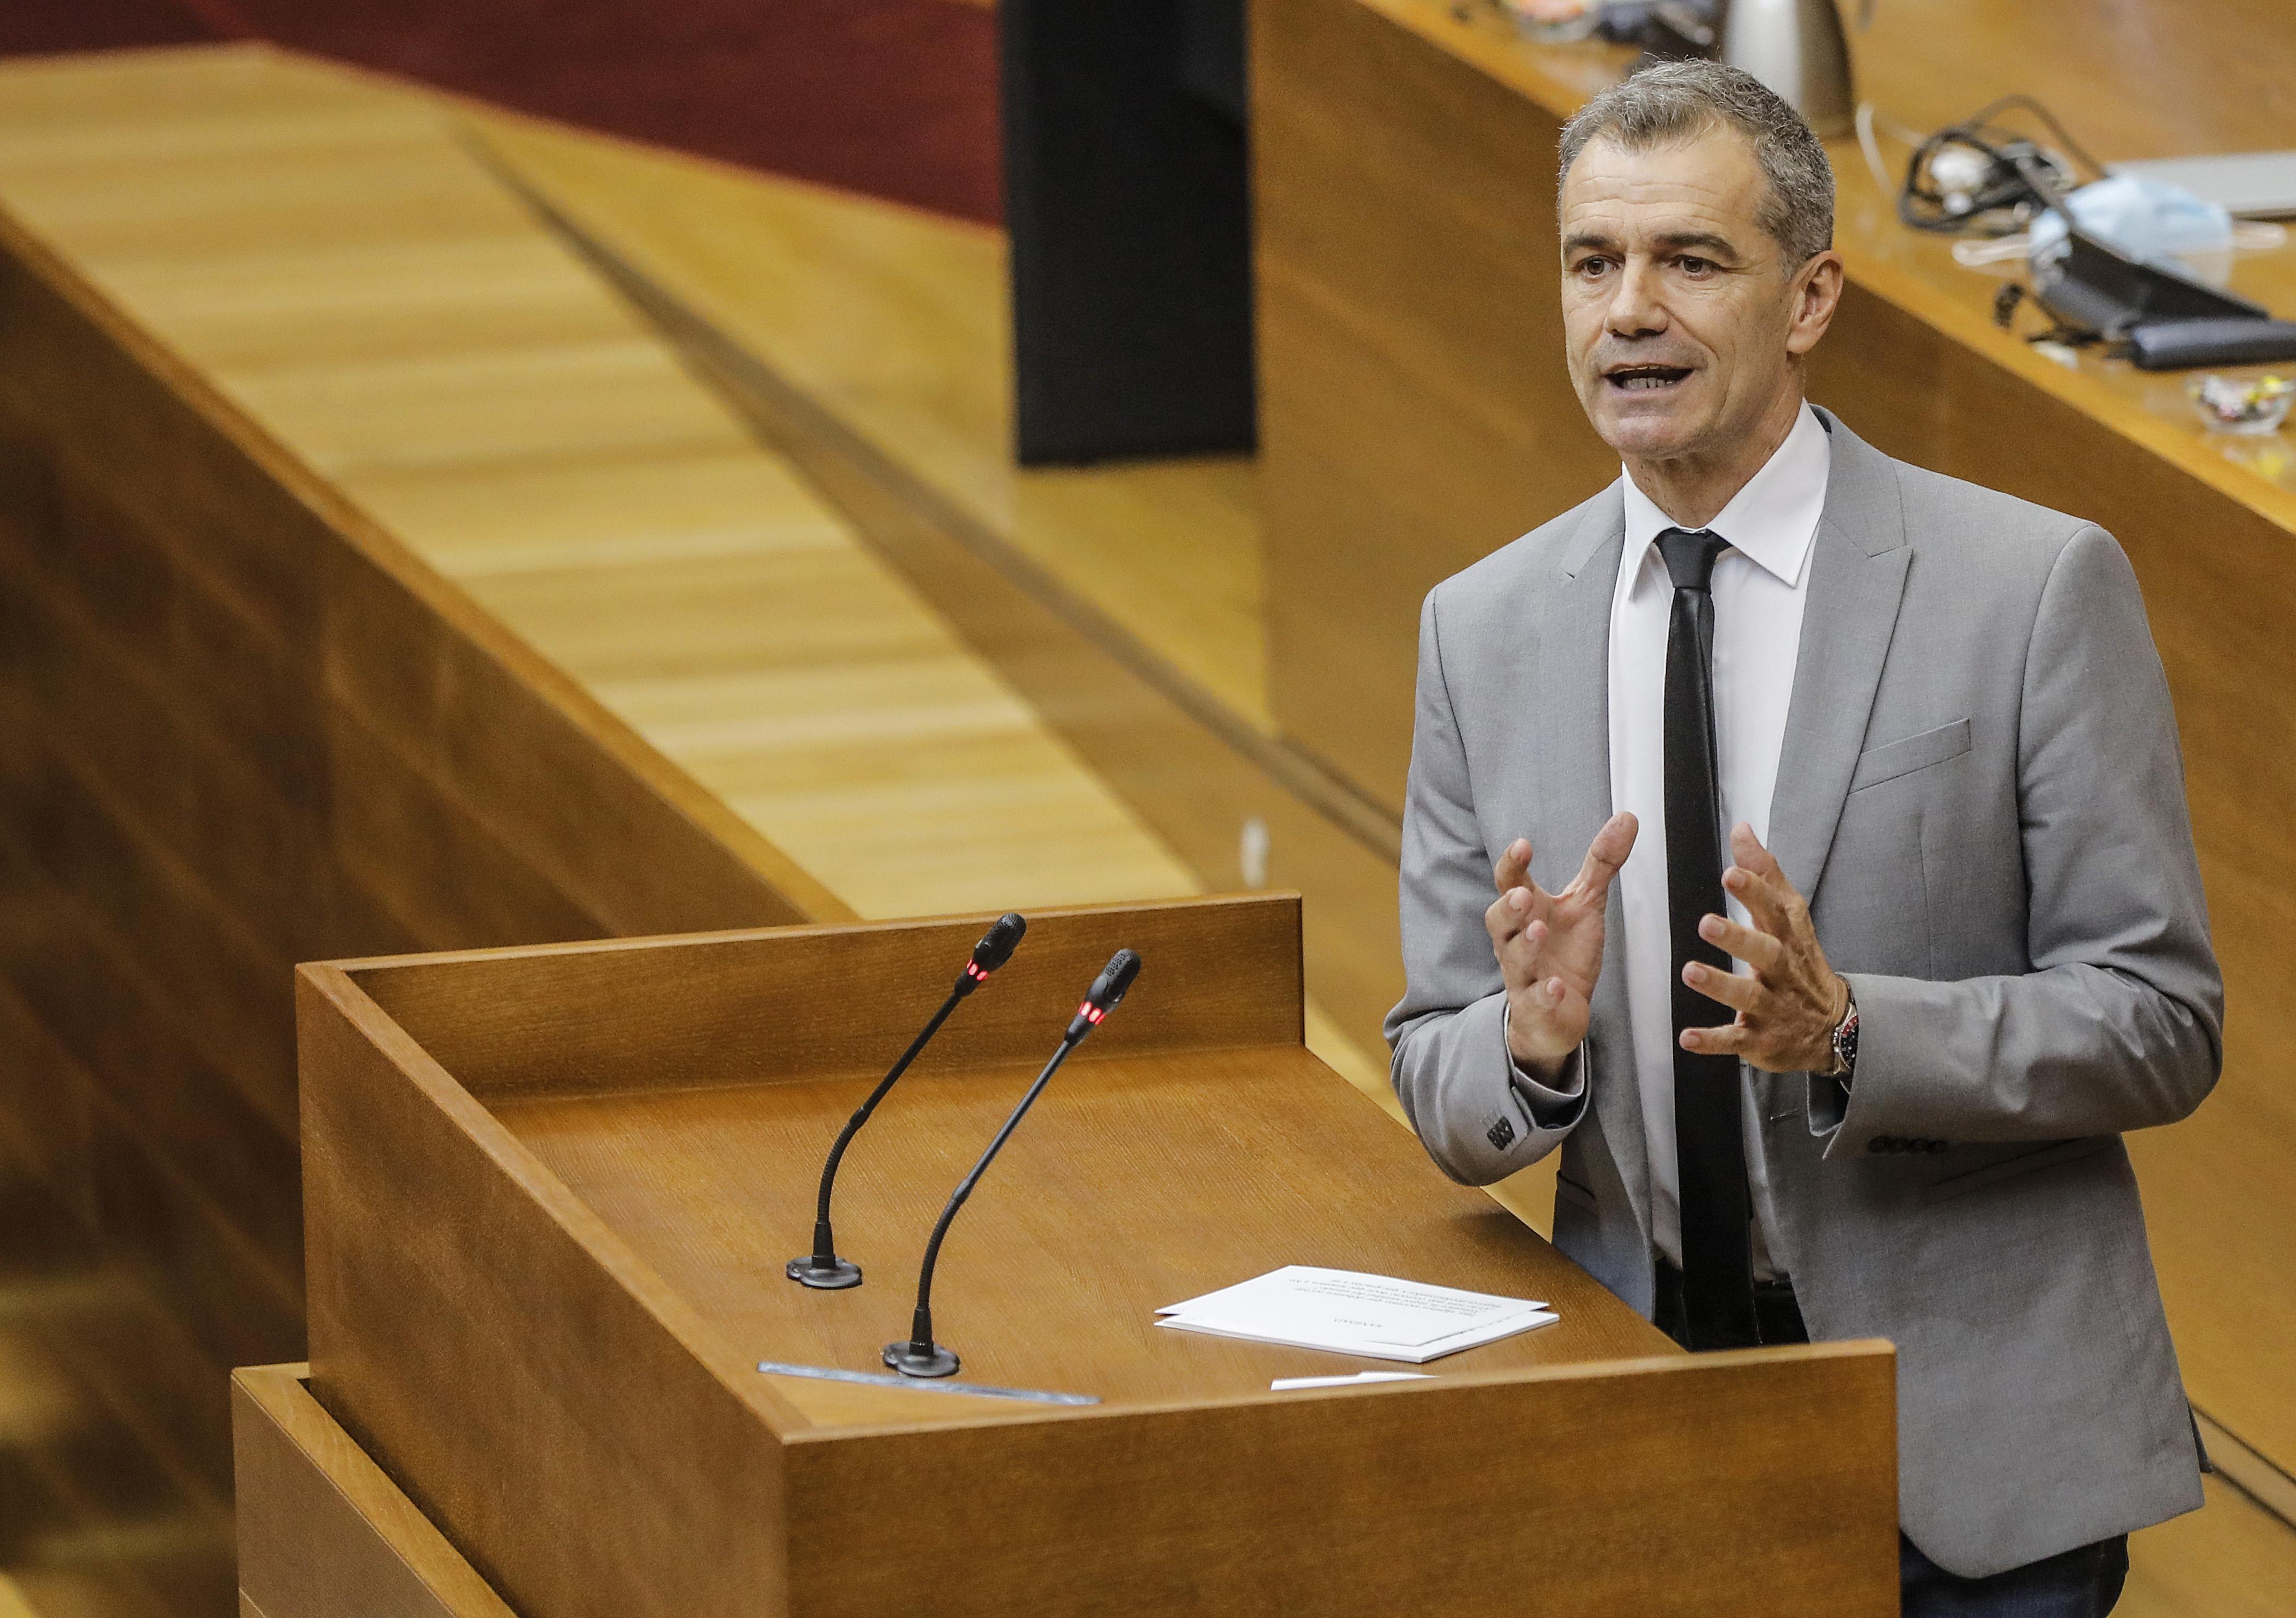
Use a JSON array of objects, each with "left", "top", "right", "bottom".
[
  {"left": 502, "top": 1042, "right": 1663, "bottom": 1417},
  {"left": 297, "top": 894, "right": 1895, "bottom": 1618}
]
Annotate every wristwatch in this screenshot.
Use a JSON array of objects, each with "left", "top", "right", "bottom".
[{"left": 1824, "top": 981, "right": 1860, "bottom": 1084}]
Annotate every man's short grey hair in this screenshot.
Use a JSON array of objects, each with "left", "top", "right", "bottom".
[{"left": 1558, "top": 60, "right": 1835, "bottom": 265}]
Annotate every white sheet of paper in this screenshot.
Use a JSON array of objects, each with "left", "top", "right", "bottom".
[
  {"left": 1155, "top": 1310, "right": 1556, "bottom": 1362},
  {"left": 1155, "top": 1266, "right": 1556, "bottom": 1363}
]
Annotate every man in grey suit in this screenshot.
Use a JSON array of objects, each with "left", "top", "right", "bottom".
[{"left": 1386, "top": 61, "right": 2220, "bottom": 1615}]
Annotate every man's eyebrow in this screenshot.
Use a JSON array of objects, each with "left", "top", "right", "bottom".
[
  {"left": 1650, "top": 231, "right": 1744, "bottom": 259},
  {"left": 1561, "top": 229, "right": 1747, "bottom": 259}
]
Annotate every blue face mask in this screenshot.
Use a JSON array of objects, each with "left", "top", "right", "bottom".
[{"left": 2029, "top": 172, "right": 2236, "bottom": 285}]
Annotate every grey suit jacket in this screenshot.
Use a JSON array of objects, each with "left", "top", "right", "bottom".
[{"left": 1386, "top": 408, "right": 2222, "bottom": 1577}]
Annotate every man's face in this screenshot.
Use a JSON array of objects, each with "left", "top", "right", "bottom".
[{"left": 1559, "top": 128, "right": 1817, "bottom": 463}]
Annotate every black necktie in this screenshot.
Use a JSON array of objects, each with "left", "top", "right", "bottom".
[{"left": 1657, "top": 528, "right": 1759, "bottom": 1350}]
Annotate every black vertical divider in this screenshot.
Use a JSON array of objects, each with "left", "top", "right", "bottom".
[{"left": 999, "top": 0, "right": 1257, "bottom": 465}]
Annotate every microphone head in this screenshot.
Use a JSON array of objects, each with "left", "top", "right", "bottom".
[
  {"left": 971, "top": 912, "right": 1027, "bottom": 975},
  {"left": 1066, "top": 950, "right": 1141, "bottom": 1041},
  {"left": 1086, "top": 949, "right": 1142, "bottom": 1014}
]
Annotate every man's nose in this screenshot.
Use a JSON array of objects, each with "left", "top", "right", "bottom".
[{"left": 1605, "top": 259, "right": 1668, "bottom": 338}]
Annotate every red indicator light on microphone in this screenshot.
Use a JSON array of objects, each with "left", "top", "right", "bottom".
[
  {"left": 1078, "top": 1002, "right": 1105, "bottom": 1024},
  {"left": 965, "top": 961, "right": 989, "bottom": 982}
]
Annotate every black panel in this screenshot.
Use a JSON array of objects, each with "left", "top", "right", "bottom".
[
  {"left": 1000, "top": 0, "right": 1256, "bottom": 465},
  {"left": 1177, "top": 0, "right": 1249, "bottom": 122}
]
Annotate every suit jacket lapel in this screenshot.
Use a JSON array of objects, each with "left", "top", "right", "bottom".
[
  {"left": 1768, "top": 410, "right": 1913, "bottom": 906},
  {"left": 1550, "top": 489, "right": 1654, "bottom": 1243}
]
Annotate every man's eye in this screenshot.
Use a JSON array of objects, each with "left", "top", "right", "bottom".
[
  {"left": 1575, "top": 257, "right": 1611, "bottom": 278},
  {"left": 1679, "top": 256, "right": 1712, "bottom": 275}
]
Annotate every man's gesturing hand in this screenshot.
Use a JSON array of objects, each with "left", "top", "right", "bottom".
[
  {"left": 1487, "top": 812, "right": 1637, "bottom": 1078},
  {"left": 1680, "top": 822, "right": 1850, "bottom": 1073}
]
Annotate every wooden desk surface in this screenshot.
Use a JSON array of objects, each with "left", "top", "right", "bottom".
[
  {"left": 325, "top": 892, "right": 1668, "bottom": 1432},
  {"left": 496, "top": 1044, "right": 1670, "bottom": 1427}
]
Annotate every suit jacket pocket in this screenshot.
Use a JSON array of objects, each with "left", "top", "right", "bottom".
[
  {"left": 1555, "top": 1174, "right": 1599, "bottom": 1213},
  {"left": 1850, "top": 718, "right": 1971, "bottom": 793},
  {"left": 1920, "top": 1136, "right": 2112, "bottom": 1206}
]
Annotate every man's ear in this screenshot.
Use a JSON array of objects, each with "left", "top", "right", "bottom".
[{"left": 1786, "top": 249, "right": 1846, "bottom": 357}]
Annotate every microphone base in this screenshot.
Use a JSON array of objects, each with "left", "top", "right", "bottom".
[
  {"left": 882, "top": 1339, "right": 960, "bottom": 1378},
  {"left": 786, "top": 1254, "right": 862, "bottom": 1290}
]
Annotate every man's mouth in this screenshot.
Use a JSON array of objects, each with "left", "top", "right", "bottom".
[{"left": 1604, "top": 365, "right": 1693, "bottom": 393}]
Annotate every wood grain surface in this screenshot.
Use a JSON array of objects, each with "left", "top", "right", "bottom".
[
  {"left": 0, "top": 45, "right": 846, "bottom": 1610},
  {"left": 0, "top": 47, "right": 1289, "bottom": 1610},
  {"left": 496, "top": 1041, "right": 1664, "bottom": 1410},
  {"left": 1257, "top": 0, "right": 1621, "bottom": 805},
  {"left": 786, "top": 1344, "right": 1896, "bottom": 1617},
  {"left": 300, "top": 899, "right": 1903, "bottom": 1618},
  {"left": 299, "top": 960, "right": 793, "bottom": 1618},
  {"left": 4, "top": 27, "right": 2272, "bottom": 1610},
  {"left": 461, "top": 107, "right": 1419, "bottom": 1072},
  {"left": 1253, "top": 0, "right": 2296, "bottom": 1485},
  {"left": 0, "top": 1136, "right": 238, "bottom": 1617},
  {"left": 451, "top": 82, "right": 1579, "bottom": 1229},
  {"left": 0, "top": 196, "right": 832, "bottom": 1363},
  {"left": 463, "top": 111, "right": 1270, "bottom": 731},
  {"left": 350, "top": 894, "right": 1304, "bottom": 1099},
  {"left": 232, "top": 1365, "right": 511, "bottom": 1618}
]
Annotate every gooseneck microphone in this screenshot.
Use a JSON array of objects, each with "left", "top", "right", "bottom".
[
  {"left": 885, "top": 948, "right": 1142, "bottom": 1377},
  {"left": 786, "top": 913, "right": 1027, "bottom": 1289}
]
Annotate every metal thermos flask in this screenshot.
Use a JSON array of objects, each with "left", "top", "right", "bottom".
[{"left": 1720, "top": 0, "right": 1859, "bottom": 136}]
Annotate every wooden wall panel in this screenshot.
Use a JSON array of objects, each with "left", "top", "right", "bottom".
[
  {"left": 0, "top": 865, "right": 304, "bottom": 1315},
  {"left": 1255, "top": 0, "right": 1617, "bottom": 810},
  {"left": 0, "top": 533, "right": 417, "bottom": 971},
  {"left": 0, "top": 933, "right": 284, "bottom": 1502},
  {"left": 0, "top": 976, "right": 98, "bottom": 1241},
  {"left": 604, "top": 260, "right": 1415, "bottom": 1062},
  {"left": 296, "top": 969, "right": 791, "bottom": 1618},
  {"left": 790, "top": 1346, "right": 1895, "bottom": 1617},
  {"left": 0, "top": 172, "right": 847, "bottom": 1592},
  {"left": 232, "top": 1366, "right": 512, "bottom": 1618},
  {"left": 350, "top": 893, "right": 1303, "bottom": 1101},
  {"left": 0, "top": 721, "right": 301, "bottom": 1110}
]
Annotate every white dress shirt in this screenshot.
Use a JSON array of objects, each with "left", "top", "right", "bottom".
[
  {"left": 1506, "top": 406, "right": 1829, "bottom": 1266},
  {"left": 1598, "top": 404, "right": 1831, "bottom": 1272}
]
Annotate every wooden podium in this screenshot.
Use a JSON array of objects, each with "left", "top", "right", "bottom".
[{"left": 259, "top": 895, "right": 1897, "bottom": 1617}]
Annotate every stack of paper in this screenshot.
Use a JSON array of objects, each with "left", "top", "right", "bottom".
[{"left": 1156, "top": 1266, "right": 1558, "bottom": 1364}]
